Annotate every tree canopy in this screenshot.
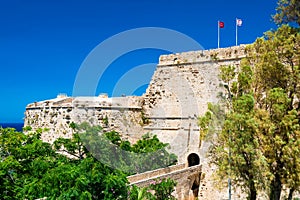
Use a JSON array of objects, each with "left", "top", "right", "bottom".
[
  {"left": 200, "top": 23, "right": 300, "bottom": 200},
  {"left": 273, "top": 0, "right": 300, "bottom": 26},
  {"left": 0, "top": 124, "right": 178, "bottom": 200}
]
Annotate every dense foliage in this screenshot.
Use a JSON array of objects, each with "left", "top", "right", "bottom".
[
  {"left": 199, "top": 21, "right": 300, "bottom": 200},
  {"left": 199, "top": 1, "right": 300, "bottom": 199},
  {"left": 55, "top": 122, "right": 177, "bottom": 174},
  {"left": 273, "top": 0, "right": 300, "bottom": 26},
  {"left": 0, "top": 124, "right": 177, "bottom": 200}
]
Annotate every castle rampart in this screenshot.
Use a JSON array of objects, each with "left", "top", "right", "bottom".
[
  {"left": 142, "top": 45, "right": 246, "bottom": 162},
  {"left": 25, "top": 95, "right": 144, "bottom": 143},
  {"left": 24, "top": 45, "right": 248, "bottom": 199}
]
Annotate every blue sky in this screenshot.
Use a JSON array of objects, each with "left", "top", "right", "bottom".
[{"left": 0, "top": 0, "right": 278, "bottom": 122}]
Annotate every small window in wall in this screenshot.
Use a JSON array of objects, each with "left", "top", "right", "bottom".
[{"left": 187, "top": 153, "right": 200, "bottom": 167}]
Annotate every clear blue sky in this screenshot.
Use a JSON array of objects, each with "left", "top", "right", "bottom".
[{"left": 0, "top": 0, "right": 278, "bottom": 123}]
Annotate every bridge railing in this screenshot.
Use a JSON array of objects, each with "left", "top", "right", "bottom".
[{"left": 128, "top": 163, "right": 186, "bottom": 183}]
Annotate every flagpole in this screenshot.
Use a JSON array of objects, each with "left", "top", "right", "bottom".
[
  {"left": 235, "top": 18, "right": 238, "bottom": 46},
  {"left": 218, "top": 21, "right": 220, "bottom": 48}
]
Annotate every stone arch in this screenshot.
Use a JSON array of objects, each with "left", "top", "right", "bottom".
[{"left": 187, "top": 153, "right": 200, "bottom": 167}]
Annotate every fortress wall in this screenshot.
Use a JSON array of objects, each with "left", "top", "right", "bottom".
[
  {"left": 24, "top": 45, "right": 248, "bottom": 199},
  {"left": 24, "top": 45, "right": 247, "bottom": 147},
  {"left": 158, "top": 45, "right": 246, "bottom": 66},
  {"left": 25, "top": 96, "right": 144, "bottom": 143},
  {"left": 142, "top": 45, "right": 247, "bottom": 163},
  {"left": 141, "top": 45, "right": 247, "bottom": 199},
  {"left": 24, "top": 97, "right": 74, "bottom": 143},
  {"left": 24, "top": 44, "right": 247, "bottom": 164}
]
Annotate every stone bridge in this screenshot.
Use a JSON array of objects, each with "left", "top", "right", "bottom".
[{"left": 128, "top": 153, "right": 202, "bottom": 200}]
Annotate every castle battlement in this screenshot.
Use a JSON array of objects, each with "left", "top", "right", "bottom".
[{"left": 158, "top": 44, "right": 247, "bottom": 66}]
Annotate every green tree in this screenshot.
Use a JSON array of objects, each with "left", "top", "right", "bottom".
[
  {"left": 273, "top": 0, "right": 300, "bottom": 26},
  {"left": 0, "top": 126, "right": 130, "bottom": 200},
  {"left": 247, "top": 25, "right": 300, "bottom": 200},
  {"left": 200, "top": 24, "right": 300, "bottom": 200},
  {"left": 130, "top": 133, "right": 177, "bottom": 173},
  {"left": 40, "top": 122, "right": 177, "bottom": 199},
  {"left": 0, "top": 127, "right": 26, "bottom": 199},
  {"left": 0, "top": 127, "right": 60, "bottom": 199},
  {"left": 149, "top": 178, "right": 177, "bottom": 200},
  {"left": 200, "top": 65, "right": 268, "bottom": 200},
  {"left": 74, "top": 123, "right": 177, "bottom": 173},
  {"left": 129, "top": 185, "right": 153, "bottom": 200}
]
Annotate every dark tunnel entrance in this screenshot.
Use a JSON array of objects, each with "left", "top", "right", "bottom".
[{"left": 187, "top": 153, "right": 200, "bottom": 167}]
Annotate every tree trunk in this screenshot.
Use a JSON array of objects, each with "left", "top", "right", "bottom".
[
  {"left": 248, "top": 180, "right": 257, "bottom": 200},
  {"left": 269, "top": 174, "right": 282, "bottom": 200},
  {"left": 287, "top": 188, "right": 295, "bottom": 200}
]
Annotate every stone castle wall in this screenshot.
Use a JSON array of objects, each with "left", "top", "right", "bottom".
[
  {"left": 25, "top": 45, "right": 246, "bottom": 149},
  {"left": 140, "top": 45, "right": 246, "bottom": 199},
  {"left": 25, "top": 95, "right": 144, "bottom": 143},
  {"left": 142, "top": 45, "right": 246, "bottom": 159},
  {"left": 24, "top": 45, "right": 247, "bottom": 199}
]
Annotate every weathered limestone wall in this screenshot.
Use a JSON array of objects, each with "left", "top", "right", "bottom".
[
  {"left": 25, "top": 95, "right": 74, "bottom": 143},
  {"left": 142, "top": 45, "right": 246, "bottom": 163},
  {"left": 25, "top": 45, "right": 246, "bottom": 147},
  {"left": 25, "top": 95, "right": 144, "bottom": 143},
  {"left": 141, "top": 45, "right": 247, "bottom": 199}
]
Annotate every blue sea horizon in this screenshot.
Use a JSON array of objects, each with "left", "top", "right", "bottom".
[{"left": 0, "top": 122, "right": 24, "bottom": 132}]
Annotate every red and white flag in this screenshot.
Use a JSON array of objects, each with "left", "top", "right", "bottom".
[
  {"left": 219, "top": 21, "right": 224, "bottom": 28},
  {"left": 236, "top": 18, "right": 242, "bottom": 26},
  {"left": 218, "top": 21, "right": 224, "bottom": 48}
]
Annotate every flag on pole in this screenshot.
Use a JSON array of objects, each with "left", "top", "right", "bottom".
[
  {"left": 236, "top": 18, "right": 242, "bottom": 46},
  {"left": 236, "top": 18, "right": 242, "bottom": 26},
  {"left": 219, "top": 21, "right": 225, "bottom": 28},
  {"left": 218, "top": 21, "right": 224, "bottom": 48}
]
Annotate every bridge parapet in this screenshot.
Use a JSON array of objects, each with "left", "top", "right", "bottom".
[{"left": 128, "top": 164, "right": 202, "bottom": 200}]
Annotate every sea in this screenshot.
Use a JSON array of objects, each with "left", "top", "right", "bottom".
[{"left": 0, "top": 123, "right": 24, "bottom": 132}]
